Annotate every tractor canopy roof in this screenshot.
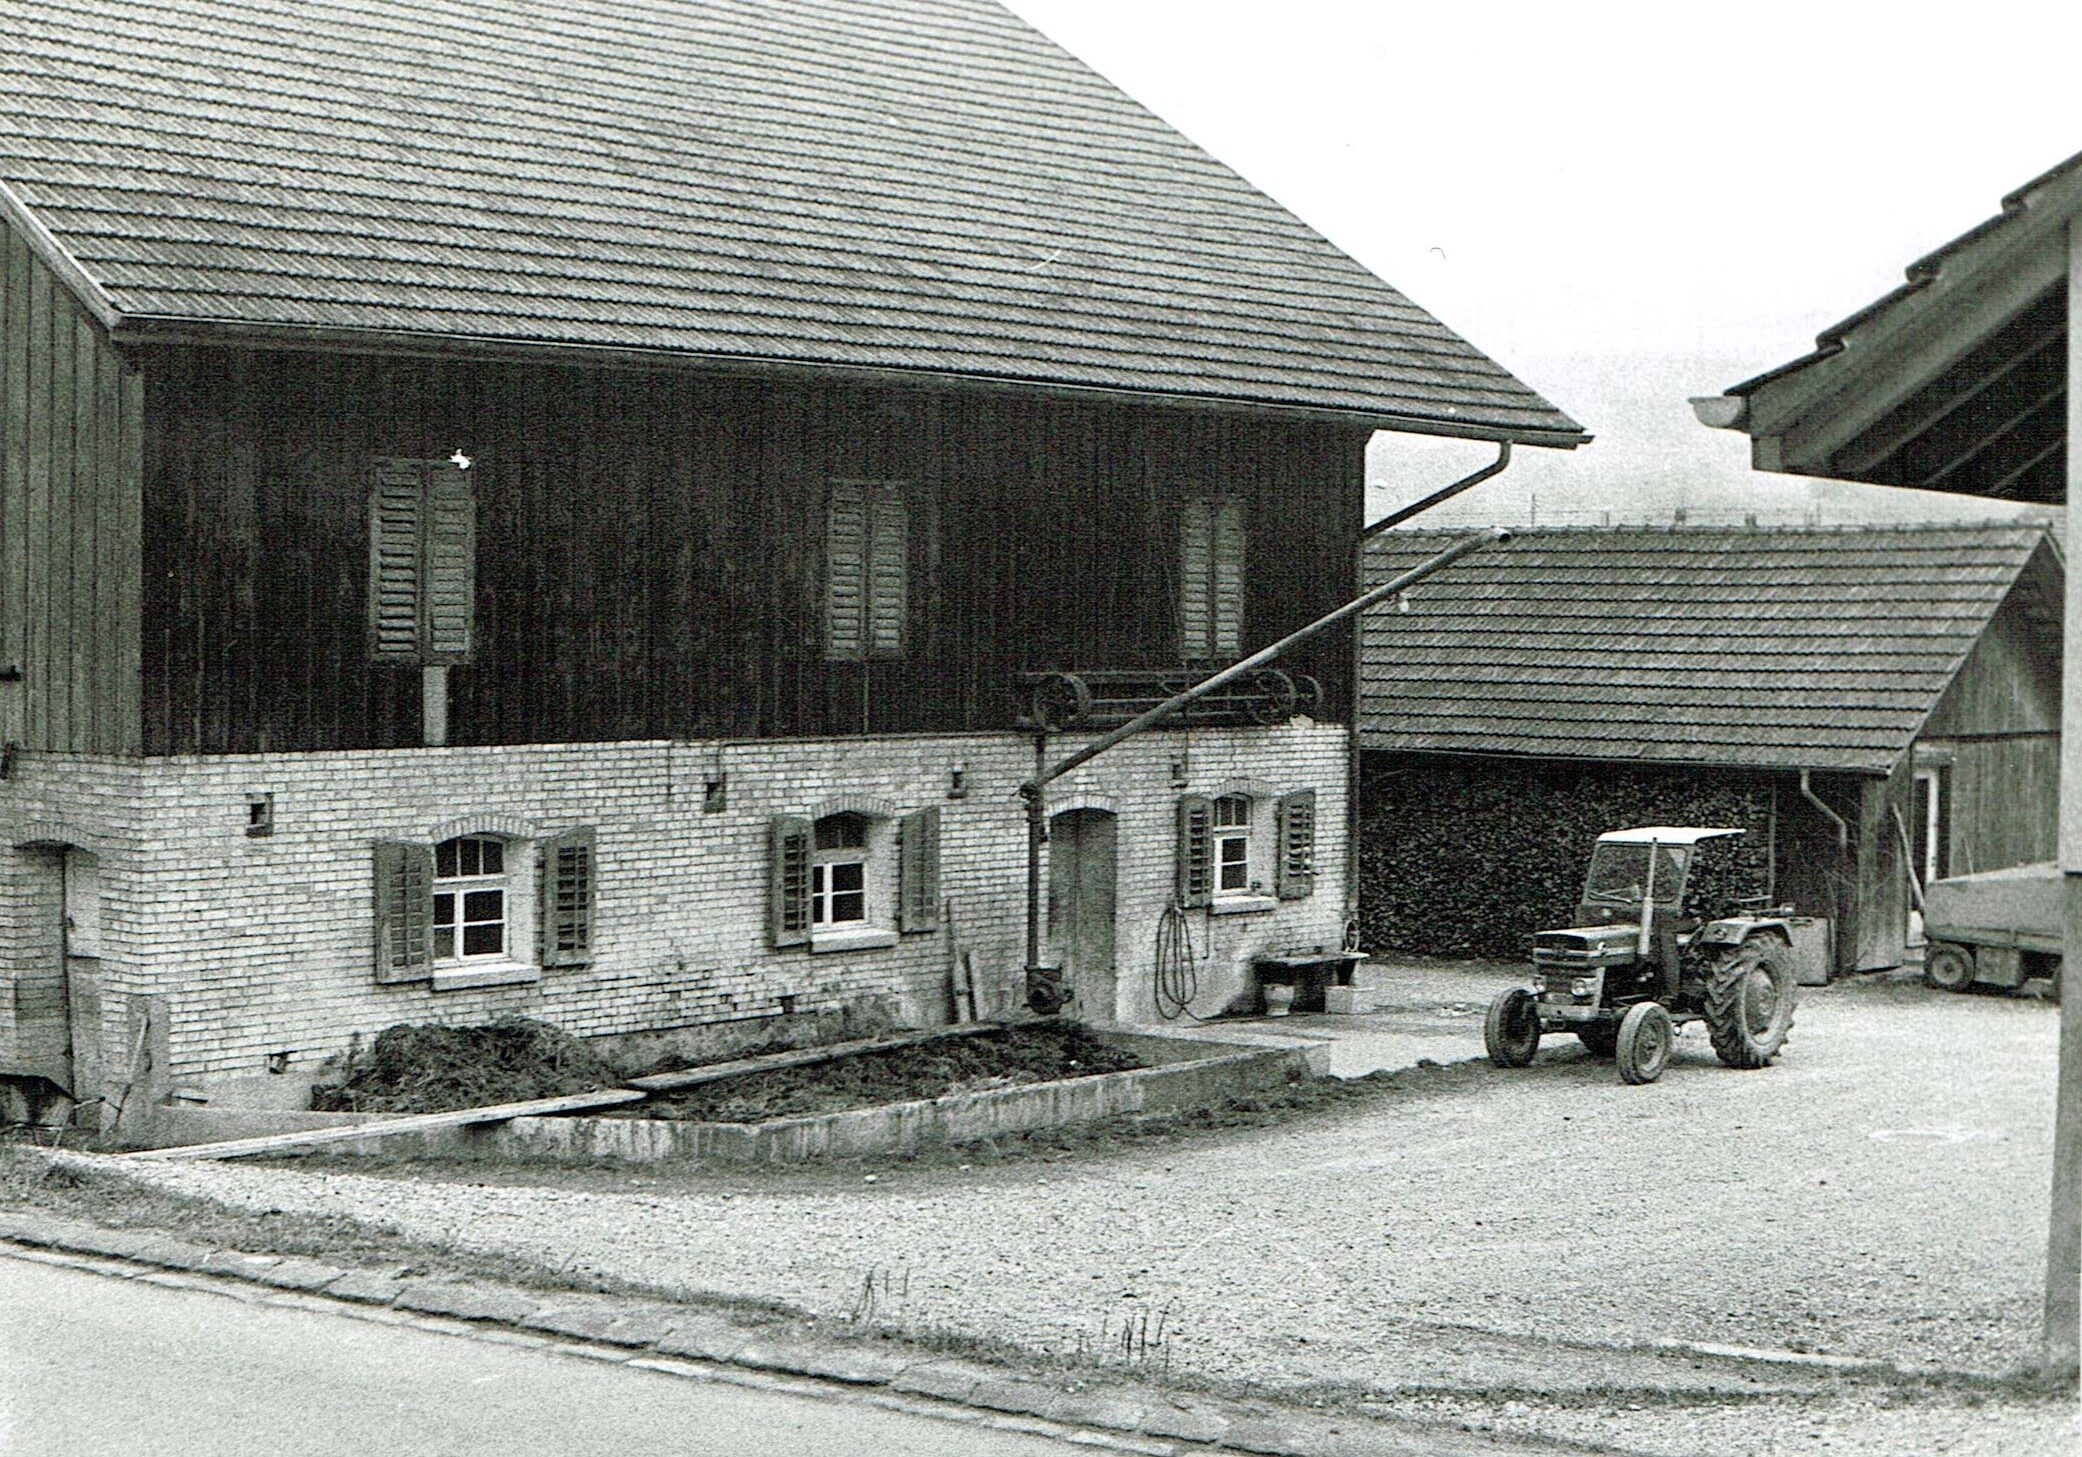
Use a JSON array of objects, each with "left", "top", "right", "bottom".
[{"left": 1595, "top": 827, "right": 1745, "bottom": 847}]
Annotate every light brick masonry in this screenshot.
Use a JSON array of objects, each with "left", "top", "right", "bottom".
[{"left": 0, "top": 723, "right": 1347, "bottom": 1094}]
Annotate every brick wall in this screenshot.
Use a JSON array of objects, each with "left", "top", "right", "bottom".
[{"left": 0, "top": 724, "right": 1347, "bottom": 1089}]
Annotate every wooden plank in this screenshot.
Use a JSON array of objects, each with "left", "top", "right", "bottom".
[
  {"left": 128, "top": 1085, "right": 652, "bottom": 1162},
  {"left": 92, "top": 325, "right": 121, "bottom": 751},
  {"left": 22, "top": 260, "right": 50, "bottom": 749},
  {"left": 68, "top": 315, "right": 95, "bottom": 752},
  {"left": 0, "top": 227, "right": 25, "bottom": 748},
  {"left": 626, "top": 1022, "right": 1003, "bottom": 1094}
]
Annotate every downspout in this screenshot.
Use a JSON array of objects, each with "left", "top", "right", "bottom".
[
  {"left": 1020, "top": 527, "right": 1511, "bottom": 1006},
  {"left": 1798, "top": 769, "right": 1850, "bottom": 852},
  {"left": 1349, "top": 441, "right": 1516, "bottom": 925}
]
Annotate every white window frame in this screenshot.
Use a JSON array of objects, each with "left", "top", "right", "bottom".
[
  {"left": 433, "top": 834, "right": 511, "bottom": 965},
  {"left": 811, "top": 814, "right": 871, "bottom": 931},
  {"left": 1213, "top": 794, "right": 1252, "bottom": 896}
]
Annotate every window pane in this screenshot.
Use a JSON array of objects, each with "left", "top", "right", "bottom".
[
  {"left": 811, "top": 863, "right": 829, "bottom": 897},
  {"left": 463, "top": 889, "right": 504, "bottom": 922},
  {"left": 829, "top": 860, "right": 865, "bottom": 892},
  {"left": 1214, "top": 796, "right": 1249, "bottom": 828},
  {"left": 478, "top": 839, "right": 503, "bottom": 875},
  {"left": 433, "top": 926, "right": 456, "bottom": 959},
  {"left": 1218, "top": 834, "right": 1249, "bottom": 891},
  {"left": 463, "top": 922, "right": 504, "bottom": 957},
  {"left": 815, "top": 814, "right": 867, "bottom": 851},
  {"left": 831, "top": 890, "right": 866, "bottom": 923},
  {"left": 433, "top": 891, "right": 456, "bottom": 927},
  {"left": 435, "top": 840, "right": 458, "bottom": 877}
]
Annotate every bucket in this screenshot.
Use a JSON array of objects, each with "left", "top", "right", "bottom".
[{"left": 1262, "top": 982, "right": 1296, "bottom": 1017}]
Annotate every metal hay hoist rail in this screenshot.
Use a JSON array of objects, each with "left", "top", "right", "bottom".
[{"left": 1013, "top": 667, "right": 1323, "bottom": 733}]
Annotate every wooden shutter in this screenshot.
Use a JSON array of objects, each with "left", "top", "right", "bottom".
[
  {"left": 1276, "top": 789, "right": 1317, "bottom": 900},
  {"left": 372, "top": 840, "right": 433, "bottom": 982},
  {"left": 1178, "top": 499, "right": 1212, "bottom": 659},
  {"left": 770, "top": 815, "right": 813, "bottom": 947},
  {"left": 825, "top": 484, "right": 868, "bottom": 659},
  {"left": 1175, "top": 794, "right": 1213, "bottom": 908},
  {"left": 899, "top": 805, "right": 941, "bottom": 932},
  {"left": 539, "top": 826, "right": 596, "bottom": 967},
  {"left": 866, "top": 486, "right": 908, "bottom": 658},
  {"left": 1211, "top": 498, "right": 1246, "bottom": 656},
  {"left": 422, "top": 462, "right": 477, "bottom": 662},
  {"left": 368, "top": 459, "right": 425, "bottom": 660}
]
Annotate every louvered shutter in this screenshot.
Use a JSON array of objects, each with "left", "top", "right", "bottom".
[
  {"left": 539, "top": 827, "right": 597, "bottom": 967},
  {"left": 423, "top": 462, "right": 477, "bottom": 661},
  {"left": 1175, "top": 794, "right": 1213, "bottom": 909},
  {"left": 1276, "top": 789, "right": 1317, "bottom": 900},
  {"left": 866, "top": 486, "right": 908, "bottom": 658},
  {"left": 1211, "top": 498, "right": 1246, "bottom": 656},
  {"left": 1178, "top": 500, "right": 1212, "bottom": 659},
  {"left": 825, "top": 484, "right": 868, "bottom": 659},
  {"left": 770, "top": 815, "right": 813, "bottom": 947},
  {"left": 369, "top": 460, "right": 425, "bottom": 660},
  {"left": 372, "top": 840, "right": 434, "bottom": 982},
  {"left": 899, "top": 806, "right": 941, "bottom": 932}
]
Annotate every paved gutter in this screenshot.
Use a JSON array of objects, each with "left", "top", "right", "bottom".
[{"left": 0, "top": 1206, "right": 1609, "bottom": 1457}]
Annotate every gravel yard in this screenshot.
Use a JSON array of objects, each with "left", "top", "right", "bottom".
[{"left": 113, "top": 963, "right": 2074, "bottom": 1455}]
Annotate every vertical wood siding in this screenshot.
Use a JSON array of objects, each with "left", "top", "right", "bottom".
[
  {"left": 0, "top": 220, "right": 143, "bottom": 754},
  {"left": 140, "top": 349, "right": 1366, "bottom": 755}
]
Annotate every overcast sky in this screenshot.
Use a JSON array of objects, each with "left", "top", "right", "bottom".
[{"left": 1004, "top": 0, "right": 2077, "bottom": 526}]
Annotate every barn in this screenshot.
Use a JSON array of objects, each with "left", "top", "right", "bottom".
[
  {"left": 0, "top": 0, "right": 1582, "bottom": 1119},
  {"left": 1356, "top": 522, "right": 2061, "bottom": 975}
]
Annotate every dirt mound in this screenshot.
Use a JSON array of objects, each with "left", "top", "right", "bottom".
[
  {"left": 634, "top": 1023, "right": 1143, "bottom": 1123},
  {"left": 311, "top": 1018, "right": 621, "bottom": 1114}
]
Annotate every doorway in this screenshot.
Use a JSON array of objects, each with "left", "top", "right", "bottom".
[
  {"left": 1047, "top": 808, "right": 1118, "bottom": 1021},
  {"left": 12, "top": 845, "right": 100, "bottom": 1102},
  {"left": 1909, "top": 767, "right": 1947, "bottom": 945}
]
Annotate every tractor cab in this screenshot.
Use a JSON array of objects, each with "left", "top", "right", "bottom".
[{"left": 1573, "top": 826, "right": 1742, "bottom": 930}]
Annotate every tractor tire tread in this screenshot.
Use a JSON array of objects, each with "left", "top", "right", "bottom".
[{"left": 1705, "top": 935, "right": 1797, "bottom": 1069}]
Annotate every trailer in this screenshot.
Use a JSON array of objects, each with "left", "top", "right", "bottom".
[{"left": 1922, "top": 860, "right": 2061, "bottom": 992}]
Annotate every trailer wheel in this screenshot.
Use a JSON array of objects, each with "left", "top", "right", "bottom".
[
  {"left": 1923, "top": 943, "right": 1976, "bottom": 994},
  {"left": 1615, "top": 1002, "right": 1672, "bottom": 1085},
  {"left": 1706, "top": 935, "right": 1797, "bottom": 1068},
  {"left": 1483, "top": 988, "right": 1541, "bottom": 1068}
]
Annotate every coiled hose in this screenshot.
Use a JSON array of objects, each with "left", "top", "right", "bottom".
[{"left": 1153, "top": 899, "right": 1221, "bottom": 1021}]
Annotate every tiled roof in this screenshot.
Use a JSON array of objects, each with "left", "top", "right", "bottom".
[
  {"left": 1359, "top": 523, "right": 2059, "bottom": 773},
  {"left": 0, "top": 0, "right": 1583, "bottom": 442}
]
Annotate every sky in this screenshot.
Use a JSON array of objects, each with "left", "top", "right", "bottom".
[{"left": 1002, "top": 0, "right": 2079, "bottom": 527}]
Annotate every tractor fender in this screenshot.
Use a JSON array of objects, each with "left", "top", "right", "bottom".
[{"left": 1698, "top": 916, "right": 1791, "bottom": 948}]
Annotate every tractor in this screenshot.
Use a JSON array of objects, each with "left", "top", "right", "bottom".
[{"left": 1483, "top": 827, "right": 1799, "bottom": 1084}]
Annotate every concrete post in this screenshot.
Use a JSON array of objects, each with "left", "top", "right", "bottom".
[{"left": 2047, "top": 217, "right": 2082, "bottom": 1374}]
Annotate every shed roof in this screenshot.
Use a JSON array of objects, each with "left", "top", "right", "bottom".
[
  {"left": 0, "top": 0, "right": 1583, "bottom": 444},
  {"left": 1359, "top": 522, "right": 2060, "bottom": 774}
]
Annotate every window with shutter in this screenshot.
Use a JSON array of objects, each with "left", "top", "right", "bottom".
[
  {"left": 1175, "top": 794, "right": 1213, "bottom": 908},
  {"left": 770, "top": 815, "right": 813, "bottom": 947},
  {"left": 367, "top": 457, "right": 477, "bottom": 663},
  {"left": 372, "top": 840, "right": 434, "bottom": 982},
  {"left": 899, "top": 806, "right": 941, "bottom": 932},
  {"left": 1276, "top": 789, "right": 1317, "bottom": 900},
  {"left": 539, "top": 826, "right": 597, "bottom": 967},
  {"left": 825, "top": 481, "right": 908, "bottom": 660},
  {"left": 1179, "top": 496, "right": 1244, "bottom": 660}
]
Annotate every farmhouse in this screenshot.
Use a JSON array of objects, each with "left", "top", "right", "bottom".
[
  {"left": 0, "top": 0, "right": 1581, "bottom": 1117},
  {"left": 1357, "top": 522, "right": 2061, "bottom": 975}
]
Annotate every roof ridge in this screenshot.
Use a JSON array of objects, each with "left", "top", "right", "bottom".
[{"left": 1371, "top": 518, "right": 2053, "bottom": 538}]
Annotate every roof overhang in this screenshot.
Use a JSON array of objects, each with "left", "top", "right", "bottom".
[
  {"left": 1597, "top": 827, "right": 1743, "bottom": 846},
  {"left": 1692, "top": 150, "right": 2082, "bottom": 498}
]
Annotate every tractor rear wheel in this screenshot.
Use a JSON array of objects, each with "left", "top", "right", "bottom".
[
  {"left": 1615, "top": 1002, "right": 1672, "bottom": 1084},
  {"left": 1576, "top": 1023, "right": 1618, "bottom": 1057},
  {"left": 1923, "top": 943, "right": 1976, "bottom": 994},
  {"left": 1706, "top": 935, "right": 1797, "bottom": 1068},
  {"left": 1484, "top": 988, "right": 1541, "bottom": 1067}
]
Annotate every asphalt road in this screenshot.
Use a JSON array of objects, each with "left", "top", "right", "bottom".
[{"left": 0, "top": 1255, "right": 1101, "bottom": 1457}]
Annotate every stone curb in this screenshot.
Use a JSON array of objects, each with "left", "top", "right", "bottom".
[{"left": 0, "top": 1211, "right": 1585, "bottom": 1457}]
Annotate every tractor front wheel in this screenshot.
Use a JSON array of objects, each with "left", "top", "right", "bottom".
[
  {"left": 1923, "top": 943, "right": 1976, "bottom": 994},
  {"left": 1706, "top": 935, "right": 1798, "bottom": 1068},
  {"left": 1615, "top": 1002, "right": 1672, "bottom": 1084},
  {"left": 1484, "top": 988, "right": 1541, "bottom": 1068}
]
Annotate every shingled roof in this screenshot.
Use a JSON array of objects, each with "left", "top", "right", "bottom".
[
  {"left": 1360, "top": 523, "right": 2061, "bottom": 773},
  {"left": 0, "top": 0, "right": 1583, "bottom": 444}
]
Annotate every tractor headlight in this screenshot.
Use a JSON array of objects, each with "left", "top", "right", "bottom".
[{"left": 1570, "top": 978, "right": 1593, "bottom": 1000}]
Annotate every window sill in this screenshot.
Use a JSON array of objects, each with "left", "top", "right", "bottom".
[
  {"left": 431, "top": 961, "right": 541, "bottom": 992},
  {"left": 1210, "top": 895, "right": 1279, "bottom": 916},
  {"left": 809, "top": 927, "right": 900, "bottom": 954}
]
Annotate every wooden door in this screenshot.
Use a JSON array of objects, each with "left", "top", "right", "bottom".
[
  {"left": 12, "top": 847, "right": 73, "bottom": 1092},
  {"left": 1048, "top": 809, "right": 1118, "bottom": 1021}
]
